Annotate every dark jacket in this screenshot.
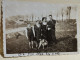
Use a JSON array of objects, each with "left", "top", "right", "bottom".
[
  {"left": 41, "top": 24, "right": 47, "bottom": 39},
  {"left": 34, "top": 24, "right": 41, "bottom": 41},
  {"left": 27, "top": 27, "right": 34, "bottom": 42},
  {"left": 47, "top": 19, "right": 56, "bottom": 31}
]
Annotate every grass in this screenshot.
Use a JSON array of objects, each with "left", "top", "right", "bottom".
[
  {"left": 6, "top": 31, "right": 77, "bottom": 54},
  {"left": 6, "top": 19, "right": 77, "bottom": 54}
]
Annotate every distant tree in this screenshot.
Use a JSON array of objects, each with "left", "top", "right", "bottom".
[
  {"left": 56, "top": 12, "right": 58, "bottom": 20},
  {"left": 41, "top": 14, "right": 43, "bottom": 17},
  {"left": 66, "top": 9, "right": 68, "bottom": 20},
  {"left": 38, "top": 17, "right": 40, "bottom": 20},
  {"left": 67, "top": 6, "right": 71, "bottom": 20},
  {"left": 61, "top": 8, "right": 64, "bottom": 21},
  {"left": 26, "top": 16, "right": 28, "bottom": 21},
  {"left": 32, "top": 14, "right": 34, "bottom": 22}
]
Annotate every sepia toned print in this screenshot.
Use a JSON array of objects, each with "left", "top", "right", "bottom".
[{"left": 3, "top": 0, "right": 78, "bottom": 57}]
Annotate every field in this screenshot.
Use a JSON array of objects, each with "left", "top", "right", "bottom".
[
  {"left": 6, "top": 19, "right": 77, "bottom": 54},
  {"left": 6, "top": 31, "right": 77, "bottom": 54}
]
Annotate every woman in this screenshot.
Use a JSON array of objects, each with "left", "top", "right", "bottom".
[
  {"left": 41, "top": 17, "right": 47, "bottom": 40},
  {"left": 34, "top": 20, "right": 41, "bottom": 45}
]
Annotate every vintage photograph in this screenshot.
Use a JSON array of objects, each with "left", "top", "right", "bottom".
[{"left": 3, "top": 0, "right": 78, "bottom": 57}]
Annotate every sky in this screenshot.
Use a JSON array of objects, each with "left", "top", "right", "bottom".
[{"left": 4, "top": 0, "right": 77, "bottom": 20}]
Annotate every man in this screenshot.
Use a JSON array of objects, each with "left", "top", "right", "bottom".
[{"left": 47, "top": 15, "right": 57, "bottom": 46}]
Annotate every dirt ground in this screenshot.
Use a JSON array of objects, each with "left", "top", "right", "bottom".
[
  {"left": 6, "top": 20, "right": 77, "bottom": 54},
  {"left": 6, "top": 31, "right": 77, "bottom": 54}
]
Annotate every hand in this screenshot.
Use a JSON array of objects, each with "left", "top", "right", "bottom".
[
  {"left": 48, "top": 28, "right": 51, "bottom": 30},
  {"left": 39, "top": 39, "right": 41, "bottom": 40}
]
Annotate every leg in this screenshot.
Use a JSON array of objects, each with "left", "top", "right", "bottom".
[
  {"left": 43, "top": 45, "right": 44, "bottom": 49},
  {"left": 38, "top": 41, "right": 42, "bottom": 49},
  {"left": 35, "top": 42, "right": 38, "bottom": 48},
  {"left": 33, "top": 41, "right": 38, "bottom": 48},
  {"left": 29, "top": 42, "right": 31, "bottom": 48},
  {"left": 52, "top": 30, "right": 57, "bottom": 44},
  {"left": 28, "top": 36, "right": 31, "bottom": 48},
  {"left": 31, "top": 36, "right": 34, "bottom": 49},
  {"left": 31, "top": 41, "right": 34, "bottom": 49}
]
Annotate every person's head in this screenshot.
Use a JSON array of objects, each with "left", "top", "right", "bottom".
[
  {"left": 42, "top": 17, "right": 47, "bottom": 22},
  {"left": 39, "top": 20, "right": 42, "bottom": 23},
  {"left": 36, "top": 20, "right": 39, "bottom": 24},
  {"left": 27, "top": 23, "right": 31, "bottom": 28},
  {"left": 49, "top": 15, "right": 52, "bottom": 20}
]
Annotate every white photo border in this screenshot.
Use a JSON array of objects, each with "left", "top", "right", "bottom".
[{"left": 2, "top": 0, "right": 80, "bottom": 57}]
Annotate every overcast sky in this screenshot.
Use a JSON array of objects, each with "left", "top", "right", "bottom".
[{"left": 4, "top": 0, "right": 77, "bottom": 20}]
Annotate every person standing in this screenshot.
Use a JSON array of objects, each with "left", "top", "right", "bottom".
[
  {"left": 47, "top": 15, "right": 57, "bottom": 46},
  {"left": 26, "top": 24, "right": 35, "bottom": 48},
  {"left": 41, "top": 17, "right": 47, "bottom": 40},
  {"left": 34, "top": 20, "right": 42, "bottom": 46}
]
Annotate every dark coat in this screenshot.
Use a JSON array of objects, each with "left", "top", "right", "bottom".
[
  {"left": 41, "top": 24, "right": 47, "bottom": 40},
  {"left": 47, "top": 19, "right": 56, "bottom": 31},
  {"left": 27, "top": 27, "right": 34, "bottom": 42},
  {"left": 34, "top": 24, "right": 41, "bottom": 42},
  {"left": 47, "top": 19, "right": 56, "bottom": 44}
]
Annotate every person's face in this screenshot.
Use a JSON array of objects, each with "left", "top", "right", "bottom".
[
  {"left": 36, "top": 21, "right": 39, "bottom": 24},
  {"left": 49, "top": 16, "right": 52, "bottom": 20},
  {"left": 39, "top": 20, "right": 42, "bottom": 23},
  {"left": 27, "top": 24, "right": 31, "bottom": 28},
  {"left": 43, "top": 19, "right": 46, "bottom": 22}
]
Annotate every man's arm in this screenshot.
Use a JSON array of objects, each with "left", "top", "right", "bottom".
[{"left": 52, "top": 19, "right": 56, "bottom": 24}]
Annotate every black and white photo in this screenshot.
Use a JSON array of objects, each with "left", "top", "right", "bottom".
[{"left": 3, "top": 0, "right": 78, "bottom": 57}]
